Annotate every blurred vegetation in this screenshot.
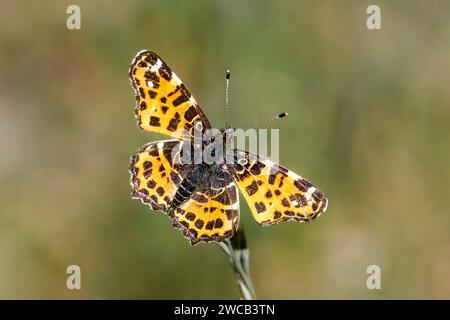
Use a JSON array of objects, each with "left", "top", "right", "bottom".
[{"left": 1, "top": 0, "right": 450, "bottom": 299}]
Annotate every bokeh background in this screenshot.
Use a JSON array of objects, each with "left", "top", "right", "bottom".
[{"left": 1, "top": 0, "right": 450, "bottom": 299}]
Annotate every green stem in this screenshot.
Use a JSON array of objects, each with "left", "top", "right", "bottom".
[{"left": 218, "top": 225, "right": 256, "bottom": 300}]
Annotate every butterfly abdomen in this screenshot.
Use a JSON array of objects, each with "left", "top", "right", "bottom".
[{"left": 171, "top": 163, "right": 210, "bottom": 208}]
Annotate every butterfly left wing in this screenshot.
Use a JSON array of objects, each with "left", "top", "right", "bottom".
[
  {"left": 172, "top": 166, "right": 240, "bottom": 245},
  {"left": 231, "top": 150, "right": 328, "bottom": 225},
  {"left": 130, "top": 141, "right": 239, "bottom": 245},
  {"left": 129, "top": 139, "right": 197, "bottom": 212},
  {"left": 129, "top": 50, "right": 211, "bottom": 140}
]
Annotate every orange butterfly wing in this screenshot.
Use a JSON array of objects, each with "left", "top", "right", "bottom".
[
  {"left": 232, "top": 150, "right": 328, "bottom": 225},
  {"left": 129, "top": 139, "right": 197, "bottom": 212},
  {"left": 129, "top": 50, "right": 211, "bottom": 140},
  {"left": 172, "top": 166, "right": 240, "bottom": 245}
]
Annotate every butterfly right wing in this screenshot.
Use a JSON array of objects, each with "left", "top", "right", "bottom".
[
  {"left": 231, "top": 150, "right": 328, "bottom": 225},
  {"left": 129, "top": 50, "right": 211, "bottom": 140}
]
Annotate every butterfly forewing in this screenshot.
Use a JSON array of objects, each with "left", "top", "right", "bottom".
[{"left": 129, "top": 50, "right": 211, "bottom": 140}]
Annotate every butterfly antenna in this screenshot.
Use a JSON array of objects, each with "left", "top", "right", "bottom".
[
  {"left": 225, "top": 69, "right": 231, "bottom": 129},
  {"left": 243, "top": 112, "right": 288, "bottom": 129}
]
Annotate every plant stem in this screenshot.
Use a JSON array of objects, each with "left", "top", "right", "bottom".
[{"left": 217, "top": 225, "right": 256, "bottom": 300}]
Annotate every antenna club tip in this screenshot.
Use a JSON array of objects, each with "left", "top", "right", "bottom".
[
  {"left": 226, "top": 69, "right": 231, "bottom": 79},
  {"left": 278, "top": 112, "right": 288, "bottom": 118}
]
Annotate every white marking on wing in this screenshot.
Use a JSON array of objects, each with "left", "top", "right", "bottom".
[
  {"left": 288, "top": 170, "right": 303, "bottom": 180},
  {"left": 131, "top": 49, "right": 148, "bottom": 65},
  {"left": 305, "top": 186, "right": 316, "bottom": 200},
  {"left": 322, "top": 198, "right": 328, "bottom": 212},
  {"left": 172, "top": 73, "right": 182, "bottom": 85},
  {"left": 150, "top": 58, "right": 162, "bottom": 72}
]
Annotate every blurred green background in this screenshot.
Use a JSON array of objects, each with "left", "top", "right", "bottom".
[{"left": 1, "top": 0, "right": 450, "bottom": 299}]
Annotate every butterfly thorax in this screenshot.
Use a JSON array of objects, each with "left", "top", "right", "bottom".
[{"left": 171, "top": 128, "right": 234, "bottom": 209}]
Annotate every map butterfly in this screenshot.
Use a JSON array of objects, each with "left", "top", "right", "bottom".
[{"left": 129, "top": 50, "right": 328, "bottom": 245}]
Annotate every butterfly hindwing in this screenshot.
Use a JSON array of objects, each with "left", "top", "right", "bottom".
[
  {"left": 130, "top": 140, "right": 240, "bottom": 245},
  {"left": 173, "top": 166, "right": 240, "bottom": 244},
  {"left": 232, "top": 150, "right": 328, "bottom": 225},
  {"left": 129, "top": 50, "right": 211, "bottom": 140},
  {"left": 129, "top": 139, "right": 196, "bottom": 212}
]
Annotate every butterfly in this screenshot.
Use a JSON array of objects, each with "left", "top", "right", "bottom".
[{"left": 128, "top": 50, "right": 328, "bottom": 245}]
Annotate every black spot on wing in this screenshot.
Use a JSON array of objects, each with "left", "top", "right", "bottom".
[
  {"left": 186, "top": 212, "right": 196, "bottom": 221},
  {"left": 184, "top": 105, "right": 198, "bottom": 122},
  {"left": 144, "top": 71, "right": 160, "bottom": 85},
  {"left": 167, "top": 112, "right": 181, "bottom": 131},
  {"left": 172, "top": 91, "right": 189, "bottom": 106},
  {"left": 254, "top": 202, "right": 266, "bottom": 214},
  {"left": 143, "top": 52, "right": 158, "bottom": 65},
  {"left": 249, "top": 162, "right": 265, "bottom": 175},
  {"left": 149, "top": 116, "right": 161, "bottom": 127},
  {"left": 195, "top": 219, "right": 204, "bottom": 229},
  {"left": 159, "top": 62, "right": 172, "bottom": 81},
  {"left": 147, "top": 180, "right": 156, "bottom": 189},
  {"left": 294, "top": 178, "right": 313, "bottom": 192},
  {"left": 245, "top": 181, "right": 258, "bottom": 196}
]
